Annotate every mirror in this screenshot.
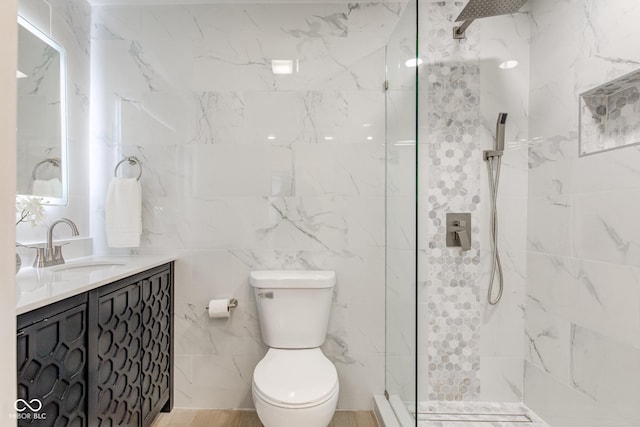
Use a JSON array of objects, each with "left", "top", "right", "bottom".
[{"left": 16, "top": 15, "right": 67, "bottom": 205}]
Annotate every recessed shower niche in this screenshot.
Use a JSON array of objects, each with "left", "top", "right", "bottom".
[{"left": 579, "top": 68, "right": 640, "bottom": 156}]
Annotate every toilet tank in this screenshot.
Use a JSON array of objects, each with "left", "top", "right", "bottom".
[{"left": 250, "top": 270, "right": 336, "bottom": 349}]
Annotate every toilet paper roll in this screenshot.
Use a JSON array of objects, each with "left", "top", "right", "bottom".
[{"left": 208, "top": 299, "right": 231, "bottom": 319}]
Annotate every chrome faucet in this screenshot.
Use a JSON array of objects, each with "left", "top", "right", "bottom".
[{"left": 33, "top": 218, "right": 80, "bottom": 268}]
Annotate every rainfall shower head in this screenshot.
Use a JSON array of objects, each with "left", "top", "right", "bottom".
[{"left": 453, "top": 0, "right": 528, "bottom": 39}]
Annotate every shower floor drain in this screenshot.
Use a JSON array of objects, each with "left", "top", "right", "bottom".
[{"left": 418, "top": 412, "right": 532, "bottom": 423}]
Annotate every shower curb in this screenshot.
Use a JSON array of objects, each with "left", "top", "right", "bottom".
[{"left": 373, "top": 395, "right": 401, "bottom": 427}]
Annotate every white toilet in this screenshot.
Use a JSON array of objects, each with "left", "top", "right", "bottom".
[{"left": 250, "top": 270, "right": 339, "bottom": 427}]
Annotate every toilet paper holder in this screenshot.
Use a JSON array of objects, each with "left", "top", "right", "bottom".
[{"left": 205, "top": 298, "right": 238, "bottom": 311}]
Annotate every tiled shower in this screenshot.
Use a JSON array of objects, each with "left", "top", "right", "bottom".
[
  {"left": 12, "top": 0, "right": 640, "bottom": 426},
  {"left": 391, "top": 0, "right": 640, "bottom": 426}
]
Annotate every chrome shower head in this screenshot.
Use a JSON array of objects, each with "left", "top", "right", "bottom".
[{"left": 453, "top": 0, "right": 528, "bottom": 39}]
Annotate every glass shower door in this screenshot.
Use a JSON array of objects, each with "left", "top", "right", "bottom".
[{"left": 384, "top": 0, "right": 418, "bottom": 425}]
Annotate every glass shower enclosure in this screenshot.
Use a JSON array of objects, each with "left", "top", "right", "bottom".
[{"left": 384, "top": 0, "right": 418, "bottom": 425}]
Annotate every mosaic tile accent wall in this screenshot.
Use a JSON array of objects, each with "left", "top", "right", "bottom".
[
  {"left": 420, "top": 0, "right": 483, "bottom": 401},
  {"left": 423, "top": 60, "right": 483, "bottom": 401},
  {"left": 419, "top": 0, "right": 530, "bottom": 403}
]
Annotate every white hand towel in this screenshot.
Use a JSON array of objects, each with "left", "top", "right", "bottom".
[
  {"left": 106, "top": 177, "right": 142, "bottom": 248},
  {"left": 32, "top": 178, "right": 62, "bottom": 198}
]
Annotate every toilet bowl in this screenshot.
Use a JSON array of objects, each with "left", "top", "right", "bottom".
[
  {"left": 252, "top": 348, "right": 339, "bottom": 427},
  {"left": 250, "top": 270, "right": 339, "bottom": 427}
]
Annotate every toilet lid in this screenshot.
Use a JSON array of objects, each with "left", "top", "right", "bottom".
[{"left": 253, "top": 348, "right": 338, "bottom": 407}]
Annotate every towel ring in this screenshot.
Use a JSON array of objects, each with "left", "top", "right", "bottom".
[
  {"left": 32, "top": 158, "right": 61, "bottom": 180},
  {"left": 114, "top": 156, "right": 142, "bottom": 181}
]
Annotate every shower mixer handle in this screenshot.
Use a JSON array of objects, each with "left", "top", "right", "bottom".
[{"left": 451, "top": 221, "right": 472, "bottom": 251}]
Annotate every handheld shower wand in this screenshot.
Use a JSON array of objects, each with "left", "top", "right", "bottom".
[
  {"left": 483, "top": 113, "right": 507, "bottom": 305},
  {"left": 495, "top": 112, "right": 507, "bottom": 151},
  {"left": 484, "top": 113, "right": 507, "bottom": 160}
]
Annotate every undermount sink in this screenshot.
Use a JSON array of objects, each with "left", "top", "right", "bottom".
[{"left": 51, "top": 261, "right": 126, "bottom": 273}]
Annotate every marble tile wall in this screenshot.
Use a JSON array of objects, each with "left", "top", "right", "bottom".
[
  {"left": 526, "top": 0, "right": 640, "bottom": 426},
  {"left": 417, "top": 1, "right": 529, "bottom": 403},
  {"left": 90, "top": 2, "right": 409, "bottom": 410},
  {"left": 16, "top": 0, "right": 91, "bottom": 245}
]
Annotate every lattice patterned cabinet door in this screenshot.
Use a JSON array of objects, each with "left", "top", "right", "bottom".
[
  {"left": 17, "top": 303, "right": 87, "bottom": 427},
  {"left": 95, "top": 283, "right": 143, "bottom": 427},
  {"left": 140, "top": 270, "right": 172, "bottom": 427}
]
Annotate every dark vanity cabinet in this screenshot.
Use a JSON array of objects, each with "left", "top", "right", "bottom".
[
  {"left": 17, "top": 262, "right": 174, "bottom": 427},
  {"left": 139, "top": 271, "right": 172, "bottom": 426},
  {"left": 17, "top": 293, "right": 89, "bottom": 427},
  {"left": 89, "top": 265, "right": 173, "bottom": 427}
]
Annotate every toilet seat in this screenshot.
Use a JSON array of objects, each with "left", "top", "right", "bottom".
[{"left": 253, "top": 348, "right": 339, "bottom": 408}]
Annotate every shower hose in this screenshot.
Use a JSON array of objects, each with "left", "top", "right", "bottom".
[{"left": 486, "top": 154, "right": 503, "bottom": 305}]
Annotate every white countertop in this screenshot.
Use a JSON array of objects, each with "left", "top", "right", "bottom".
[{"left": 16, "top": 254, "right": 177, "bottom": 315}]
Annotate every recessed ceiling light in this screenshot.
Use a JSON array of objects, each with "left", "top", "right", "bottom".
[
  {"left": 324, "top": 136, "right": 334, "bottom": 141},
  {"left": 362, "top": 123, "right": 372, "bottom": 128},
  {"left": 272, "top": 60, "right": 293, "bottom": 75},
  {"left": 267, "top": 135, "right": 276, "bottom": 140},
  {"left": 499, "top": 60, "right": 519, "bottom": 70},
  {"left": 366, "top": 136, "right": 373, "bottom": 141},
  {"left": 405, "top": 58, "right": 423, "bottom": 68}
]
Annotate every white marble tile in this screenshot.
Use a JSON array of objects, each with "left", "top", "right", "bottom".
[
  {"left": 181, "top": 195, "right": 382, "bottom": 254},
  {"left": 478, "top": 13, "right": 530, "bottom": 146},
  {"left": 89, "top": 0, "right": 398, "bottom": 412},
  {"left": 527, "top": 194, "right": 573, "bottom": 256},
  {"left": 573, "top": 189, "right": 640, "bottom": 267},
  {"left": 174, "top": 355, "right": 193, "bottom": 407},
  {"left": 114, "top": 91, "right": 190, "bottom": 148},
  {"left": 325, "top": 301, "right": 385, "bottom": 360},
  {"left": 527, "top": 253, "right": 640, "bottom": 349},
  {"left": 477, "top": 357, "right": 524, "bottom": 402},
  {"left": 570, "top": 325, "right": 640, "bottom": 425},
  {"left": 571, "top": 145, "right": 640, "bottom": 193},
  {"left": 386, "top": 196, "right": 416, "bottom": 250},
  {"left": 187, "top": 91, "right": 247, "bottom": 144},
  {"left": 294, "top": 142, "right": 385, "bottom": 197},
  {"left": 526, "top": 1, "right": 640, "bottom": 424},
  {"left": 525, "top": 361, "right": 636, "bottom": 427},
  {"left": 579, "top": 0, "right": 640, "bottom": 75},
  {"left": 189, "top": 353, "right": 261, "bottom": 409},
  {"left": 478, "top": 260, "right": 525, "bottom": 359},
  {"left": 191, "top": 144, "right": 292, "bottom": 198},
  {"left": 331, "top": 352, "right": 384, "bottom": 410},
  {"left": 19, "top": 0, "right": 51, "bottom": 35},
  {"left": 524, "top": 298, "right": 571, "bottom": 383},
  {"left": 174, "top": 251, "right": 266, "bottom": 358}
]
